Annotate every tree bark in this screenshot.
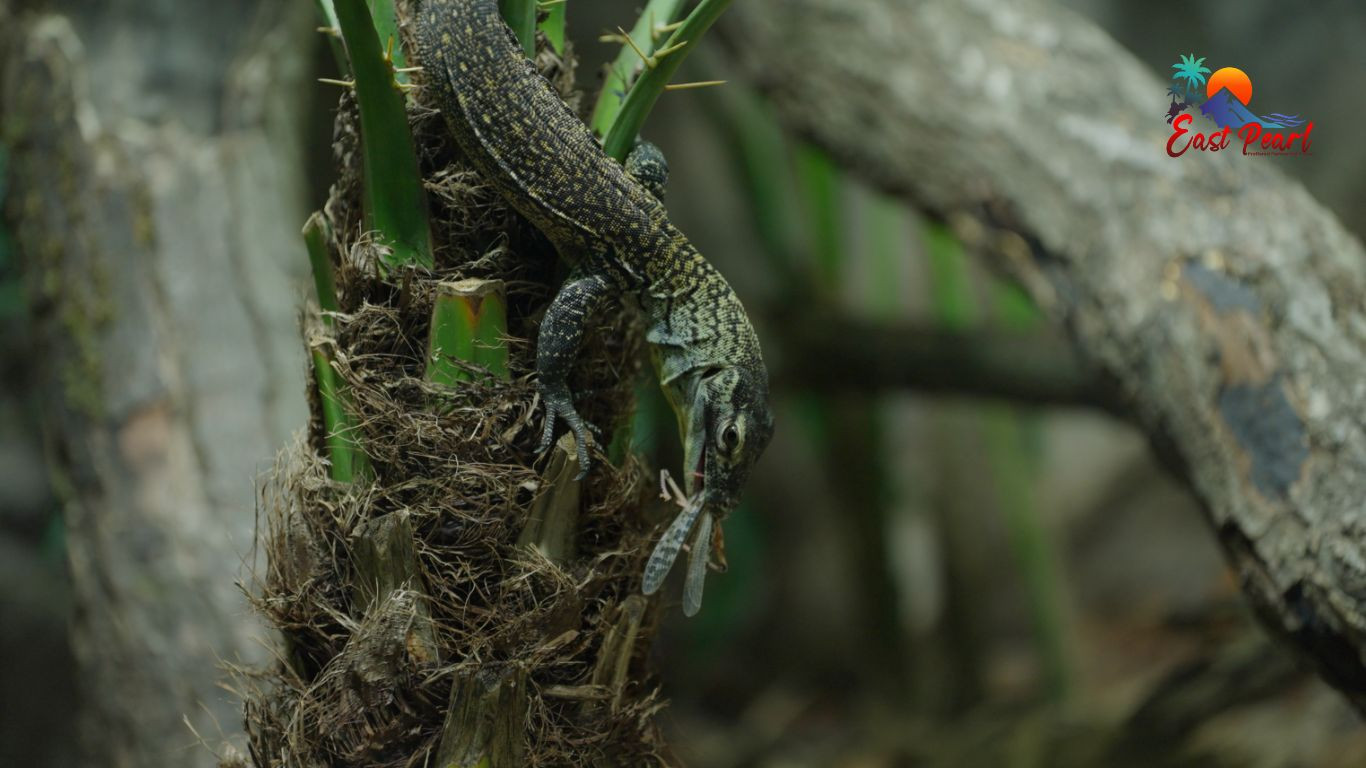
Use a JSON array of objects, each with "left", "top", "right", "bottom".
[
  {"left": 726, "top": 0, "right": 1366, "bottom": 711},
  {"left": 0, "top": 1, "right": 315, "bottom": 763}
]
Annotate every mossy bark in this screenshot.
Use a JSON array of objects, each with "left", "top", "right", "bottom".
[
  {"left": 0, "top": 2, "right": 317, "bottom": 764},
  {"left": 728, "top": 0, "right": 1366, "bottom": 712}
]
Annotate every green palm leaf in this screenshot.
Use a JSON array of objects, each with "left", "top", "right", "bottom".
[{"left": 1171, "top": 53, "right": 1211, "bottom": 96}]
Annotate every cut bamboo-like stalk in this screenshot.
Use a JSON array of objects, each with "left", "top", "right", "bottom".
[
  {"left": 516, "top": 432, "right": 582, "bottom": 562},
  {"left": 425, "top": 278, "right": 510, "bottom": 386},
  {"left": 436, "top": 666, "right": 528, "bottom": 767},
  {"left": 351, "top": 510, "right": 440, "bottom": 664},
  {"left": 587, "top": 595, "right": 646, "bottom": 714}
]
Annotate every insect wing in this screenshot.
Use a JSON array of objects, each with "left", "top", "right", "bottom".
[
  {"left": 682, "top": 512, "right": 713, "bottom": 617},
  {"left": 642, "top": 496, "right": 703, "bottom": 595}
]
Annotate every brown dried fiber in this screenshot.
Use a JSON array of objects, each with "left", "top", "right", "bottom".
[{"left": 237, "top": 26, "right": 671, "bottom": 768}]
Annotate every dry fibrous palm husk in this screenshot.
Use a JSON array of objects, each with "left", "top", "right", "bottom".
[{"left": 238, "top": 24, "right": 672, "bottom": 768}]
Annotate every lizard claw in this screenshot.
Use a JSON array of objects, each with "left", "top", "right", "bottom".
[{"left": 537, "top": 386, "right": 597, "bottom": 480}]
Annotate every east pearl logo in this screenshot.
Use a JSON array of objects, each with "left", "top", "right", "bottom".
[{"left": 1164, "top": 54, "right": 1313, "bottom": 157}]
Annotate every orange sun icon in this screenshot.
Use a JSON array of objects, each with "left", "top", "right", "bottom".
[{"left": 1207, "top": 66, "right": 1252, "bottom": 105}]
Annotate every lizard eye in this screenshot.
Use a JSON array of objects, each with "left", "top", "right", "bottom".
[{"left": 719, "top": 423, "right": 741, "bottom": 453}]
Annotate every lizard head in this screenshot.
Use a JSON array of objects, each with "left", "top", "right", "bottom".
[
  {"left": 643, "top": 363, "right": 774, "bottom": 612},
  {"left": 681, "top": 365, "right": 775, "bottom": 516}
]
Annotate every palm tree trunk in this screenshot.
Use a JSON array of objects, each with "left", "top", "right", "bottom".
[{"left": 242, "top": 9, "right": 667, "bottom": 765}]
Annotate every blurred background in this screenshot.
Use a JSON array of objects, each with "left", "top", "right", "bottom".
[{"left": 2, "top": 0, "right": 1364, "bottom": 766}]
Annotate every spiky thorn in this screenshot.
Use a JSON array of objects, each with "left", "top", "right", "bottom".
[
  {"left": 653, "top": 20, "right": 685, "bottom": 40},
  {"left": 663, "top": 79, "right": 726, "bottom": 91},
  {"left": 617, "top": 26, "right": 653, "bottom": 66},
  {"left": 617, "top": 26, "right": 689, "bottom": 69},
  {"left": 318, "top": 77, "right": 356, "bottom": 88},
  {"left": 651, "top": 39, "right": 689, "bottom": 62}
]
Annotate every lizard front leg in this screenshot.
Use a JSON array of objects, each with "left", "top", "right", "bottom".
[{"left": 536, "top": 262, "right": 614, "bottom": 479}]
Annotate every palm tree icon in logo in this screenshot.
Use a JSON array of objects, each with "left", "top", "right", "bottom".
[
  {"left": 1166, "top": 83, "right": 1191, "bottom": 124},
  {"left": 1171, "top": 53, "right": 1212, "bottom": 98}
]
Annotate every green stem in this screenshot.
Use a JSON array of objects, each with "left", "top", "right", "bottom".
[
  {"left": 333, "top": 0, "right": 432, "bottom": 271},
  {"left": 701, "top": 85, "right": 802, "bottom": 293},
  {"left": 499, "top": 0, "right": 537, "bottom": 58},
  {"left": 924, "top": 223, "right": 976, "bottom": 331},
  {"left": 304, "top": 212, "right": 340, "bottom": 320},
  {"left": 366, "top": 0, "right": 410, "bottom": 82},
  {"left": 303, "top": 211, "right": 372, "bottom": 483},
  {"left": 924, "top": 222, "right": 1070, "bottom": 702},
  {"left": 866, "top": 193, "right": 904, "bottom": 318},
  {"left": 794, "top": 144, "right": 842, "bottom": 290},
  {"left": 315, "top": 0, "right": 341, "bottom": 31},
  {"left": 313, "top": 0, "right": 350, "bottom": 74},
  {"left": 588, "top": 0, "right": 688, "bottom": 137},
  {"left": 311, "top": 346, "right": 373, "bottom": 483},
  {"left": 792, "top": 145, "right": 909, "bottom": 699},
  {"left": 600, "top": 0, "right": 733, "bottom": 161},
  {"left": 985, "top": 408, "right": 1070, "bottom": 701},
  {"left": 990, "top": 275, "right": 1067, "bottom": 699},
  {"left": 539, "top": 0, "right": 567, "bottom": 55}
]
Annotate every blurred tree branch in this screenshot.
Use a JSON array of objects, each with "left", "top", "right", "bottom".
[
  {"left": 0, "top": 1, "right": 315, "bottom": 763},
  {"left": 774, "top": 310, "right": 1114, "bottom": 411},
  {"left": 726, "top": 0, "right": 1366, "bottom": 712}
]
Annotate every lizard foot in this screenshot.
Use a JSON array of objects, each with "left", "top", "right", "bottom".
[
  {"left": 537, "top": 386, "right": 599, "bottom": 480},
  {"left": 625, "top": 140, "right": 669, "bottom": 201}
]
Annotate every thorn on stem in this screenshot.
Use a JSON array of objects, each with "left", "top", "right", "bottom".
[
  {"left": 617, "top": 26, "right": 654, "bottom": 69},
  {"left": 664, "top": 79, "right": 726, "bottom": 92},
  {"left": 652, "top": 40, "right": 688, "bottom": 62},
  {"left": 653, "top": 20, "right": 685, "bottom": 40}
]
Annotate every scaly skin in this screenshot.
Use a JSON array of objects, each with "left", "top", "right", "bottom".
[{"left": 415, "top": 0, "right": 774, "bottom": 614}]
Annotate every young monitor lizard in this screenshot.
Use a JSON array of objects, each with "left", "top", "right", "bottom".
[{"left": 415, "top": 0, "right": 773, "bottom": 615}]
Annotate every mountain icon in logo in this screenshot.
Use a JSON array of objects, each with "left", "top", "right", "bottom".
[{"left": 1200, "top": 87, "right": 1305, "bottom": 131}]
